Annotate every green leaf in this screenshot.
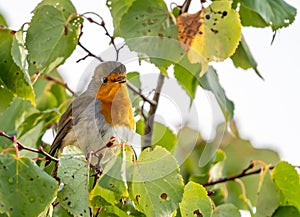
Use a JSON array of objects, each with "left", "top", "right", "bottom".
[
  {"left": 272, "top": 206, "right": 300, "bottom": 217},
  {"left": 26, "top": 5, "right": 82, "bottom": 75},
  {"left": 127, "top": 71, "right": 142, "bottom": 107},
  {"left": 219, "top": 123, "right": 280, "bottom": 209},
  {"left": 174, "top": 56, "right": 201, "bottom": 100},
  {"left": 255, "top": 167, "right": 279, "bottom": 217},
  {"left": 90, "top": 184, "right": 116, "bottom": 208},
  {"left": 200, "top": 66, "right": 234, "bottom": 122},
  {"left": 0, "top": 28, "right": 35, "bottom": 103},
  {"left": 231, "top": 35, "right": 262, "bottom": 78},
  {"left": 130, "top": 146, "right": 184, "bottom": 216},
  {"left": 52, "top": 204, "right": 73, "bottom": 217},
  {"left": 272, "top": 161, "right": 300, "bottom": 211},
  {"left": 35, "top": 0, "right": 77, "bottom": 20},
  {"left": 18, "top": 109, "right": 59, "bottom": 138},
  {"left": 96, "top": 150, "right": 128, "bottom": 201},
  {"left": 11, "top": 30, "right": 27, "bottom": 72},
  {"left": 174, "top": 63, "right": 235, "bottom": 122},
  {"left": 119, "top": 0, "right": 176, "bottom": 39},
  {"left": 238, "top": 0, "right": 297, "bottom": 30},
  {"left": 237, "top": 3, "right": 268, "bottom": 28},
  {"left": 0, "top": 79, "right": 14, "bottom": 115},
  {"left": 212, "top": 204, "right": 241, "bottom": 217},
  {"left": 17, "top": 109, "right": 60, "bottom": 151},
  {"left": 152, "top": 122, "right": 177, "bottom": 151},
  {"left": 0, "top": 98, "right": 34, "bottom": 149},
  {"left": 0, "top": 154, "right": 57, "bottom": 217},
  {"left": 119, "top": 0, "right": 182, "bottom": 67},
  {"left": 96, "top": 205, "right": 131, "bottom": 217},
  {"left": 57, "top": 146, "right": 89, "bottom": 217},
  {"left": 0, "top": 14, "right": 8, "bottom": 26},
  {"left": 179, "top": 181, "right": 213, "bottom": 217},
  {"left": 34, "top": 71, "right": 71, "bottom": 112},
  {"left": 108, "top": 0, "right": 134, "bottom": 36}
]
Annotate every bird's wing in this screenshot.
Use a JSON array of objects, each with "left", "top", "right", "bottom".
[
  {"left": 48, "top": 104, "right": 73, "bottom": 157},
  {"left": 47, "top": 93, "right": 95, "bottom": 157}
]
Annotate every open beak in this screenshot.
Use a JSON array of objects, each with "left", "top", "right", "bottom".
[{"left": 117, "top": 75, "right": 126, "bottom": 83}]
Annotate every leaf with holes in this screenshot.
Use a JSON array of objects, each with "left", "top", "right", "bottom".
[
  {"left": 0, "top": 28, "right": 34, "bottom": 104},
  {"left": 177, "top": 0, "right": 241, "bottom": 75},
  {"left": 57, "top": 146, "right": 90, "bottom": 217},
  {"left": 234, "top": 0, "right": 297, "bottom": 30},
  {"left": 0, "top": 154, "right": 57, "bottom": 216},
  {"left": 107, "top": 0, "right": 134, "bottom": 36},
  {"left": 119, "top": 0, "right": 183, "bottom": 67},
  {"left": 26, "top": 4, "right": 82, "bottom": 75},
  {"left": 34, "top": 0, "right": 77, "bottom": 20},
  {"left": 130, "top": 146, "right": 184, "bottom": 216},
  {"left": 179, "top": 181, "right": 213, "bottom": 217}
]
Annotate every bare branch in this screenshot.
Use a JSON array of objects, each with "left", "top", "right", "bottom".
[
  {"left": 126, "top": 81, "right": 157, "bottom": 106},
  {"left": 181, "top": 0, "right": 192, "bottom": 13},
  {"left": 142, "top": 73, "right": 165, "bottom": 150},
  {"left": 77, "top": 41, "right": 104, "bottom": 63},
  {"left": 0, "top": 130, "right": 59, "bottom": 163},
  {"left": 42, "top": 75, "right": 78, "bottom": 97},
  {"left": 203, "top": 162, "right": 273, "bottom": 187},
  {"left": 81, "top": 12, "right": 126, "bottom": 61}
]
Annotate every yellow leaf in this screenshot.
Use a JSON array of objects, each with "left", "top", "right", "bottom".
[{"left": 177, "top": 0, "right": 241, "bottom": 76}]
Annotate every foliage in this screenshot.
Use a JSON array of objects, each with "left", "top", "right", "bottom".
[{"left": 0, "top": 0, "right": 298, "bottom": 216}]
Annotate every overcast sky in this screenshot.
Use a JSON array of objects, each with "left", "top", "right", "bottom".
[{"left": 0, "top": 0, "right": 299, "bottom": 166}]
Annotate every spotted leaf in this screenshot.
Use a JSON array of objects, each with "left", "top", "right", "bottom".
[{"left": 177, "top": 0, "right": 241, "bottom": 75}]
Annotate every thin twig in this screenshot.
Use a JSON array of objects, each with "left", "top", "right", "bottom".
[
  {"left": 82, "top": 12, "right": 126, "bottom": 61},
  {"left": 142, "top": 73, "right": 165, "bottom": 150},
  {"left": 203, "top": 163, "right": 273, "bottom": 187},
  {"left": 126, "top": 81, "right": 157, "bottom": 106},
  {"left": 78, "top": 41, "right": 104, "bottom": 62},
  {"left": 181, "top": 0, "right": 192, "bottom": 13},
  {"left": 42, "top": 75, "right": 78, "bottom": 97},
  {"left": 0, "top": 130, "right": 59, "bottom": 163}
]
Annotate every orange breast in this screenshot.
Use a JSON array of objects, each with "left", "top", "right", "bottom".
[{"left": 96, "top": 83, "right": 135, "bottom": 130}]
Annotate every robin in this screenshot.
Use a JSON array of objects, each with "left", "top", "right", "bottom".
[{"left": 46, "top": 61, "right": 138, "bottom": 166}]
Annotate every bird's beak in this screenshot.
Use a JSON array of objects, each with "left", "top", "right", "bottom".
[{"left": 117, "top": 75, "right": 126, "bottom": 83}]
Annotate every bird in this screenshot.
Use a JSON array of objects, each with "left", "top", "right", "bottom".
[{"left": 46, "top": 61, "right": 137, "bottom": 166}]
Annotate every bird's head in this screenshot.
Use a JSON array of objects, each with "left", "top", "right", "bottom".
[{"left": 90, "top": 61, "right": 128, "bottom": 103}]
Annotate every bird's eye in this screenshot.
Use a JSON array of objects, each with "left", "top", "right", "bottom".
[{"left": 102, "top": 77, "right": 108, "bottom": 83}]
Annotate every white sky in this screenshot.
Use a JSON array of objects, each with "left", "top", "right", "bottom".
[{"left": 0, "top": 0, "right": 299, "bottom": 167}]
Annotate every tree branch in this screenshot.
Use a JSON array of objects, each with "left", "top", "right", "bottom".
[
  {"left": 142, "top": 73, "right": 165, "bottom": 150},
  {"left": 181, "top": 0, "right": 192, "bottom": 14},
  {"left": 42, "top": 75, "right": 78, "bottom": 97},
  {"left": 77, "top": 41, "right": 104, "bottom": 63},
  {"left": 126, "top": 81, "right": 157, "bottom": 106},
  {"left": 203, "top": 163, "right": 273, "bottom": 187},
  {"left": 81, "top": 12, "right": 125, "bottom": 61},
  {"left": 0, "top": 130, "right": 59, "bottom": 163}
]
